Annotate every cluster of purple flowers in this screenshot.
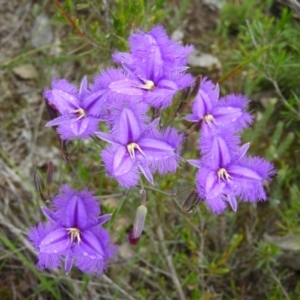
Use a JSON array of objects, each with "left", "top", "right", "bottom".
[
  {"left": 44, "top": 26, "right": 191, "bottom": 187},
  {"left": 28, "top": 186, "right": 116, "bottom": 275},
  {"left": 186, "top": 78, "right": 275, "bottom": 214},
  {"left": 31, "top": 24, "right": 275, "bottom": 275}
]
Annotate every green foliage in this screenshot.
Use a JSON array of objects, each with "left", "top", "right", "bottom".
[{"left": 2, "top": 0, "right": 300, "bottom": 299}]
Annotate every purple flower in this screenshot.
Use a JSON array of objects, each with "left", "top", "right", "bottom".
[
  {"left": 198, "top": 127, "right": 241, "bottom": 165},
  {"left": 190, "top": 143, "right": 275, "bottom": 214},
  {"left": 185, "top": 77, "right": 253, "bottom": 135},
  {"left": 44, "top": 77, "right": 105, "bottom": 140},
  {"left": 96, "top": 101, "right": 183, "bottom": 187},
  {"left": 90, "top": 26, "right": 194, "bottom": 109},
  {"left": 90, "top": 68, "right": 145, "bottom": 103},
  {"left": 28, "top": 186, "right": 116, "bottom": 275}
]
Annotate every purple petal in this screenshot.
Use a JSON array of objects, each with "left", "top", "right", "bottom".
[
  {"left": 96, "top": 214, "right": 112, "bottom": 226},
  {"left": 73, "top": 227, "right": 116, "bottom": 276},
  {"left": 78, "top": 230, "right": 105, "bottom": 258},
  {"left": 83, "top": 90, "right": 107, "bottom": 116},
  {"left": 138, "top": 164, "right": 154, "bottom": 185},
  {"left": 64, "top": 254, "right": 74, "bottom": 274},
  {"left": 64, "top": 195, "right": 90, "bottom": 228},
  {"left": 212, "top": 106, "right": 243, "bottom": 124},
  {"left": 79, "top": 76, "right": 88, "bottom": 95},
  {"left": 105, "top": 98, "right": 149, "bottom": 136},
  {"left": 188, "top": 78, "right": 219, "bottom": 121},
  {"left": 109, "top": 78, "right": 144, "bottom": 96},
  {"left": 101, "top": 145, "right": 140, "bottom": 188},
  {"left": 39, "top": 228, "right": 70, "bottom": 254},
  {"left": 56, "top": 116, "right": 100, "bottom": 140},
  {"left": 138, "top": 127, "right": 183, "bottom": 174},
  {"left": 227, "top": 194, "right": 237, "bottom": 212},
  {"left": 200, "top": 128, "right": 240, "bottom": 169},
  {"left": 117, "top": 108, "right": 142, "bottom": 144},
  {"left": 228, "top": 165, "right": 263, "bottom": 181},
  {"left": 216, "top": 94, "right": 253, "bottom": 131},
  {"left": 206, "top": 196, "right": 228, "bottom": 214},
  {"left": 196, "top": 168, "right": 227, "bottom": 206},
  {"left": 227, "top": 157, "right": 275, "bottom": 202},
  {"left": 156, "top": 79, "right": 178, "bottom": 90},
  {"left": 143, "top": 87, "right": 175, "bottom": 108},
  {"left": 88, "top": 214, "right": 112, "bottom": 228},
  {"left": 91, "top": 68, "right": 143, "bottom": 102},
  {"left": 51, "top": 90, "right": 79, "bottom": 112},
  {"left": 44, "top": 78, "right": 79, "bottom": 113},
  {"left": 53, "top": 185, "right": 100, "bottom": 227},
  {"left": 236, "top": 143, "right": 250, "bottom": 161},
  {"left": 112, "top": 146, "right": 134, "bottom": 176},
  {"left": 41, "top": 207, "right": 56, "bottom": 222},
  {"left": 70, "top": 118, "right": 90, "bottom": 136},
  {"left": 46, "top": 115, "right": 72, "bottom": 127},
  {"left": 138, "top": 137, "right": 175, "bottom": 153},
  {"left": 187, "top": 159, "right": 201, "bottom": 168},
  {"left": 95, "top": 131, "right": 117, "bottom": 145}
]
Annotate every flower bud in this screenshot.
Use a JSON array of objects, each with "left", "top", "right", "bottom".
[
  {"left": 34, "top": 170, "right": 46, "bottom": 201},
  {"left": 129, "top": 205, "right": 147, "bottom": 245},
  {"left": 181, "top": 189, "right": 199, "bottom": 214},
  {"left": 46, "top": 161, "right": 54, "bottom": 200}
]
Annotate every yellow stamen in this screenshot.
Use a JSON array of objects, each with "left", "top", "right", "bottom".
[
  {"left": 135, "top": 79, "right": 155, "bottom": 91},
  {"left": 217, "top": 168, "right": 231, "bottom": 182},
  {"left": 203, "top": 114, "right": 215, "bottom": 125},
  {"left": 127, "top": 143, "right": 146, "bottom": 161},
  {"left": 70, "top": 108, "right": 86, "bottom": 120},
  {"left": 67, "top": 228, "right": 81, "bottom": 244}
]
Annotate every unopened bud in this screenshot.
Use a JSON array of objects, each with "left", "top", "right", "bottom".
[
  {"left": 33, "top": 170, "right": 46, "bottom": 201},
  {"left": 46, "top": 161, "right": 54, "bottom": 200},
  {"left": 129, "top": 205, "right": 147, "bottom": 245},
  {"left": 177, "top": 75, "right": 202, "bottom": 115},
  {"left": 188, "top": 75, "right": 202, "bottom": 103},
  {"left": 182, "top": 189, "right": 199, "bottom": 214},
  {"left": 44, "top": 99, "right": 58, "bottom": 121}
]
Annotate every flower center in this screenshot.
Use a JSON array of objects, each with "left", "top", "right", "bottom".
[
  {"left": 203, "top": 114, "right": 215, "bottom": 125},
  {"left": 217, "top": 168, "right": 231, "bottom": 182},
  {"left": 67, "top": 227, "right": 81, "bottom": 244},
  {"left": 135, "top": 78, "right": 155, "bottom": 91},
  {"left": 70, "top": 108, "right": 86, "bottom": 120},
  {"left": 127, "top": 142, "right": 146, "bottom": 161}
]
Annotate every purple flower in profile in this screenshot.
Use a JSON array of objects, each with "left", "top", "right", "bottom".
[
  {"left": 185, "top": 77, "right": 253, "bottom": 135},
  {"left": 91, "top": 26, "right": 194, "bottom": 109},
  {"left": 28, "top": 186, "right": 116, "bottom": 275},
  {"left": 96, "top": 101, "right": 183, "bottom": 187},
  {"left": 189, "top": 143, "right": 275, "bottom": 214},
  {"left": 44, "top": 77, "right": 105, "bottom": 140}
]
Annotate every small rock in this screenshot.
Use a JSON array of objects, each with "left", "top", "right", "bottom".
[
  {"left": 13, "top": 64, "right": 38, "bottom": 80},
  {"left": 118, "top": 243, "right": 134, "bottom": 259},
  {"left": 203, "top": 0, "right": 224, "bottom": 10},
  {"left": 188, "top": 50, "right": 221, "bottom": 70},
  {"left": 31, "top": 14, "right": 53, "bottom": 48},
  {"left": 264, "top": 233, "right": 300, "bottom": 251},
  {"left": 171, "top": 29, "right": 184, "bottom": 42}
]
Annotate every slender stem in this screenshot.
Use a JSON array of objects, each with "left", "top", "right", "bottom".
[
  {"left": 97, "top": 193, "right": 124, "bottom": 199},
  {"left": 54, "top": 0, "right": 85, "bottom": 38},
  {"left": 157, "top": 226, "right": 186, "bottom": 300},
  {"left": 268, "top": 265, "right": 291, "bottom": 300},
  {"left": 101, "top": 275, "right": 138, "bottom": 300},
  {"left": 107, "top": 189, "right": 129, "bottom": 230}
]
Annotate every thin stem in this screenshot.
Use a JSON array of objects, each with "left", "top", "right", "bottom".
[
  {"left": 101, "top": 275, "right": 138, "bottom": 300},
  {"left": 157, "top": 226, "right": 186, "bottom": 300},
  {"left": 268, "top": 265, "right": 291, "bottom": 300},
  {"left": 97, "top": 193, "right": 124, "bottom": 199},
  {"left": 107, "top": 189, "right": 129, "bottom": 230}
]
